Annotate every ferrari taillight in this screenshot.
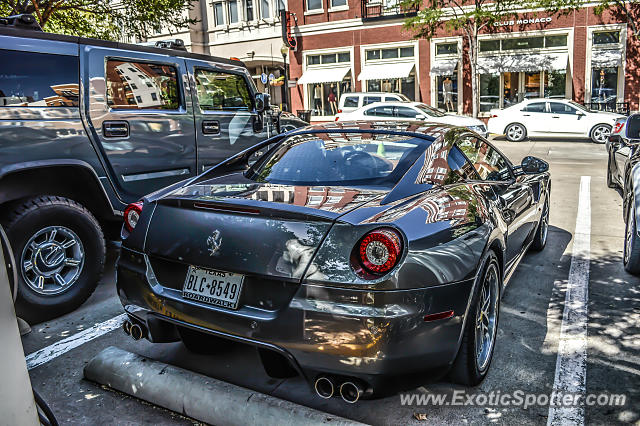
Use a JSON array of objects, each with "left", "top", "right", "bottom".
[
  {"left": 124, "top": 201, "right": 143, "bottom": 232},
  {"left": 355, "top": 228, "right": 403, "bottom": 275}
]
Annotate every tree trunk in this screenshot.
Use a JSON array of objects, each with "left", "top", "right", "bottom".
[{"left": 470, "top": 23, "right": 479, "bottom": 118}]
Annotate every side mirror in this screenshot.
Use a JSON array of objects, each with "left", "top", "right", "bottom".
[
  {"left": 255, "top": 93, "right": 270, "bottom": 113},
  {"left": 520, "top": 156, "right": 549, "bottom": 174},
  {"left": 416, "top": 114, "right": 427, "bottom": 120}
]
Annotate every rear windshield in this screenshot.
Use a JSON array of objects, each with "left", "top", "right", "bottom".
[{"left": 245, "top": 133, "right": 428, "bottom": 187}]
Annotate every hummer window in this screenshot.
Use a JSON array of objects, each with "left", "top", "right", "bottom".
[
  {"left": 0, "top": 49, "right": 79, "bottom": 107},
  {"left": 194, "top": 69, "right": 252, "bottom": 111},
  {"left": 106, "top": 60, "right": 180, "bottom": 110}
]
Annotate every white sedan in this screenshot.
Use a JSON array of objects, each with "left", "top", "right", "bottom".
[
  {"left": 335, "top": 101, "right": 488, "bottom": 138},
  {"left": 487, "top": 98, "right": 624, "bottom": 143}
]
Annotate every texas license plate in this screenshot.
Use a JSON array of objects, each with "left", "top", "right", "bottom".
[{"left": 182, "top": 266, "right": 244, "bottom": 310}]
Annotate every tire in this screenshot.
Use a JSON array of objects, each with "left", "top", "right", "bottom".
[
  {"left": 178, "top": 326, "right": 227, "bottom": 354},
  {"left": 606, "top": 154, "right": 618, "bottom": 189},
  {"left": 530, "top": 198, "right": 549, "bottom": 251},
  {"left": 449, "top": 250, "right": 501, "bottom": 386},
  {"left": 623, "top": 193, "right": 640, "bottom": 275},
  {"left": 590, "top": 124, "right": 611, "bottom": 144},
  {"left": 5, "top": 196, "right": 105, "bottom": 323},
  {"left": 505, "top": 123, "right": 527, "bottom": 142}
]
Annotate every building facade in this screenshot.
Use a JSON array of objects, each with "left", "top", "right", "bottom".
[
  {"left": 145, "top": 0, "right": 290, "bottom": 107},
  {"left": 286, "top": 1, "right": 640, "bottom": 121}
]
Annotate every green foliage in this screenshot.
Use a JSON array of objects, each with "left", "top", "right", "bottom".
[{"left": 0, "top": 0, "right": 198, "bottom": 41}]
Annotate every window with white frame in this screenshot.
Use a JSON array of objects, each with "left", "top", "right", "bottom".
[
  {"left": 261, "top": 0, "right": 271, "bottom": 18},
  {"left": 306, "top": 0, "right": 323, "bottom": 11},
  {"left": 305, "top": 51, "right": 352, "bottom": 117},
  {"left": 228, "top": 0, "right": 239, "bottom": 23},
  {"left": 213, "top": 2, "right": 225, "bottom": 25},
  {"left": 330, "top": 0, "right": 347, "bottom": 7},
  {"left": 363, "top": 45, "right": 416, "bottom": 100},
  {"left": 590, "top": 28, "right": 623, "bottom": 107},
  {"left": 245, "top": 0, "right": 254, "bottom": 20}
]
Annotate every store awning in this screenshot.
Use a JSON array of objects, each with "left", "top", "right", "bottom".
[
  {"left": 430, "top": 59, "right": 458, "bottom": 76},
  {"left": 357, "top": 62, "right": 415, "bottom": 81},
  {"left": 297, "top": 67, "right": 351, "bottom": 85},
  {"left": 477, "top": 52, "right": 569, "bottom": 73},
  {"left": 591, "top": 50, "right": 622, "bottom": 68}
]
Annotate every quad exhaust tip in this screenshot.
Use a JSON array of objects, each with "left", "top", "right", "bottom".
[
  {"left": 339, "top": 381, "right": 363, "bottom": 404},
  {"left": 314, "top": 376, "right": 335, "bottom": 399},
  {"left": 122, "top": 320, "right": 132, "bottom": 336},
  {"left": 130, "top": 323, "right": 143, "bottom": 341}
]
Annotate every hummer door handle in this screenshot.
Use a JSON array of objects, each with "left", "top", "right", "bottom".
[
  {"left": 103, "top": 121, "right": 129, "bottom": 138},
  {"left": 202, "top": 120, "right": 220, "bottom": 135}
]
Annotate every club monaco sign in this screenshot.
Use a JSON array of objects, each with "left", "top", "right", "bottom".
[{"left": 493, "top": 17, "right": 553, "bottom": 27}]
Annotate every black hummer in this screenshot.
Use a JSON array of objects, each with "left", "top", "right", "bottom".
[{"left": 0, "top": 14, "right": 291, "bottom": 321}]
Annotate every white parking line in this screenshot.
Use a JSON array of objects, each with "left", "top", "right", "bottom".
[
  {"left": 547, "top": 176, "right": 590, "bottom": 426},
  {"left": 26, "top": 313, "right": 127, "bottom": 370}
]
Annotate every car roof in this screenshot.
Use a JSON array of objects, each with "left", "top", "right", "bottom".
[
  {"left": 340, "top": 92, "right": 405, "bottom": 97},
  {"left": 0, "top": 27, "right": 242, "bottom": 67},
  {"left": 358, "top": 101, "right": 420, "bottom": 108},
  {"left": 288, "top": 120, "right": 455, "bottom": 141}
]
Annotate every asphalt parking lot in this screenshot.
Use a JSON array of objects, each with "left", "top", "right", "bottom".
[{"left": 21, "top": 137, "right": 639, "bottom": 425}]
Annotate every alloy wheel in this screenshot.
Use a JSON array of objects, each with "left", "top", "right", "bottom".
[
  {"left": 541, "top": 201, "right": 549, "bottom": 245},
  {"left": 475, "top": 262, "right": 499, "bottom": 372},
  {"left": 507, "top": 125, "right": 524, "bottom": 141},
  {"left": 21, "top": 225, "right": 85, "bottom": 295},
  {"left": 593, "top": 125, "right": 611, "bottom": 143},
  {"left": 625, "top": 201, "right": 634, "bottom": 265}
]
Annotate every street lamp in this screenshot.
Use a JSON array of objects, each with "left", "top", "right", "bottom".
[{"left": 280, "top": 44, "right": 289, "bottom": 112}]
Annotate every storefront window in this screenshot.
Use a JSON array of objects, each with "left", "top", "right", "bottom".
[
  {"left": 543, "top": 70, "right": 566, "bottom": 98},
  {"left": 436, "top": 43, "right": 457, "bottom": 56},
  {"left": 480, "top": 74, "right": 500, "bottom": 112},
  {"left": 524, "top": 71, "right": 541, "bottom": 100},
  {"left": 365, "top": 47, "right": 414, "bottom": 61},
  {"left": 503, "top": 72, "right": 520, "bottom": 106},
  {"left": 366, "top": 76, "right": 415, "bottom": 100},
  {"left": 436, "top": 74, "right": 457, "bottom": 112},
  {"left": 307, "top": 53, "right": 350, "bottom": 65},
  {"left": 545, "top": 35, "right": 568, "bottom": 48},
  {"left": 593, "top": 31, "right": 619, "bottom": 45},
  {"left": 502, "top": 36, "right": 544, "bottom": 51},
  {"left": 591, "top": 67, "right": 618, "bottom": 104},
  {"left": 309, "top": 78, "right": 352, "bottom": 117},
  {"left": 480, "top": 40, "right": 500, "bottom": 52}
]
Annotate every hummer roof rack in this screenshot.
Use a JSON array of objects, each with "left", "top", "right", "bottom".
[
  {"left": 137, "top": 39, "right": 187, "bottom": 52},
  {"left": 0, "top": 14, "right": 42, "bottom": 31}
]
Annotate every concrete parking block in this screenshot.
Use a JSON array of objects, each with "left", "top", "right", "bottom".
[{"left": 84, "top": 346, "right": 367, "bottom": 426}]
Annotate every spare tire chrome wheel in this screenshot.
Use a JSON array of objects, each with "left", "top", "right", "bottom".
[
  {"left": 505, "top": 123, "right": 526, "bottom": 142},
  {"left": 590, "top": 124, "right": 611, "bottom": 144}
]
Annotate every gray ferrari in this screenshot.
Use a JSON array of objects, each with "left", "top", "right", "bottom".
[{"left": 117, "top": 121, "right": 550, "bottom": 401}]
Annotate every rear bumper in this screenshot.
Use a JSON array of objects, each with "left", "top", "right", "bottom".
[{"left": 117, "top": 247, "right": 475, "bottom": 390}]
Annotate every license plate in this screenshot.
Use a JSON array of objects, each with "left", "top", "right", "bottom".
[{"left": 182, "top": 266, "right": 244, "bottom": 310}]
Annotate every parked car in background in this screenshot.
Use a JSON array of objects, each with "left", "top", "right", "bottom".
[
  {"left": 0, "top": 15, "right": 304, "bottom": 322},
  {"left": 488, "top": 98, "right": 624, "bottom": 143},
  {"left": 338, "top": 92, "right": 410, "bottom": 114},
  {"left": 336, "top": 101, "right": 488, "bottom": 137},
  {"left": 605, "top": 114, "right": 640, "bottom": 274},
  {"left": 117, "top": 121, "right": 550, "bottom": 400}
]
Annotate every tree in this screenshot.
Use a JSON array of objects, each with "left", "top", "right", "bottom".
[
  {"left": 593, "top": 0, "right": 640, "bottom": 38},
  {"left": 402, "top": 0, "right": 531, "bottom": 118},
  {"left": 0, "top": 0, "right": 198, "bottom": 41}
]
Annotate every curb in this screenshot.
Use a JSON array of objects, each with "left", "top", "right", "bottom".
[{"left": 84, "top": 346, "right": 367, "bottom": 426}]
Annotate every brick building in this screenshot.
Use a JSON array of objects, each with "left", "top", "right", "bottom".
[{"left": 285, "top": 2, "right": 640, "bottom": 121}]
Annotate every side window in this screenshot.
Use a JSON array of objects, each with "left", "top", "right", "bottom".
[
  {"left": 396, "top": 106, "right": 418, "bottom": 118},
  {"left": 384, "top": 96, "right": 399, "bottom": 102},
  {"left": 0, "top": 49, "right": 79, "bottom": 107},
  {"left": 343, "top": 96, "right": 359, "bottom": 108},
  {"left": 522, "top": 102, "right": 546, "bottom": 113},
  {"left": 195, "top": 69, "right": 252, "bottom": 111},
  {"left": 363, "top": 96, "right": 381, "bottom": 106},
  {"left": 549, "top": 102, "right": 578, "bottom": 115},
  {"left": 106, "top": 60, "right": 179, "bottom": 110},
  {"left": 364, "top": 105, "right": 394, "bottom": 117},
  {"left": 416, "top": 140, "right": 477, "bottom": 185},
  {"left": 457, "top": 137, "right": 512, "bottom": 181}
]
